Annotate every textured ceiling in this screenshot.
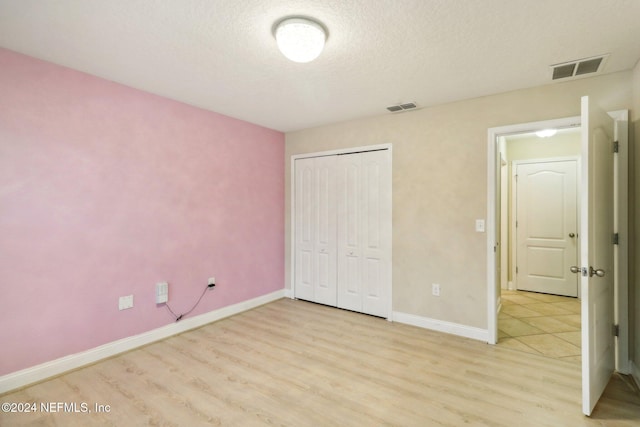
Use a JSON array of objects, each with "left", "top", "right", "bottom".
[{"left": 1, "top": 0, "right": 639, "bottom": 132}]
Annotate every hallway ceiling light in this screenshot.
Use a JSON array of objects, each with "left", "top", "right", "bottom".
[
  {"left": 535, "top": 129, "right": 557, "bottom": 138},
  {"left": 275, "top": 17, "right": 326, "bottom": 63}
]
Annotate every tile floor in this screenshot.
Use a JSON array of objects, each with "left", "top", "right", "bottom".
[{"left": 497, "top": 289, "right": 582, "bottom": 363}]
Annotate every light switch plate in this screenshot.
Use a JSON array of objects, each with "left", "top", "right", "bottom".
[{"left": 475, "top": 219, "right": 485, "bottom": 232}]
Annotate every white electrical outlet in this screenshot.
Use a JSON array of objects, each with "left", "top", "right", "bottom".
[
  {"left": 156, "top": 282, "right": 168, "bottom": 304},
  {"left": 118, "top": 295, "right": 134, "bottom": 310},
  {"left": 208, "top": 277, "right": 216, "bottom": 286},
  {"left": 432, "top": 283, "right": 440, "bottom": 297}
]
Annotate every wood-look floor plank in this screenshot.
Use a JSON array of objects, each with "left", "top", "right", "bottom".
[
  {"left": 216, "top": 315, "right": 515, "bottom": 426},
  {"left": 1, "top": 298, "right": 639, "bottom": 426}
]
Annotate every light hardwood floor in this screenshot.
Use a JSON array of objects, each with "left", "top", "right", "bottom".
[{"left": 2, "top": 298, "right": 639, "bottom": 426}]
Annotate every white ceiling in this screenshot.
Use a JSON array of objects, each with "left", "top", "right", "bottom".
[{"left": 1, "top": 0, "right": 639, "bottom": 132}]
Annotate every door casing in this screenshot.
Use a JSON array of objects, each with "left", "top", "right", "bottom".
[{"left": 486, "top": 112, "right": 629, "bottom": 376}]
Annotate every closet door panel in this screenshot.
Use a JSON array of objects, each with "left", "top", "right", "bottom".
[
  {"left": 361, "top": 150, "right": 391, "bottom": 317},
  {"left": 313, "top": 156, "right": 337, "bottom": 306},
  {"left": 364, "top": 258, "right": 382, "bottom": 297},
  {"left": 363, "top": 150, "right": 391, "bottom": 317},
  {"left": 345, "top": 163, "right": 360, "bottom": 248},
  {"left": 337, "top": 154, "right": 362, "bottom": 312},
  {"left": 365, "top": 159, "right": 381, "bottom": 248},
  {"left": 294, "top": 158, "right": 316, "bottom": 301}
]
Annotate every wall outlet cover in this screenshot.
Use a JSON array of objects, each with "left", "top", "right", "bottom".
[
  {"left": 118, "top": 295, "right": 134, "bottom": 310},
  {"left": 432, "top": 283, "right": 440, "bottom": 297},
  {"left": 156, "top": 282, "right": 168, "bottom": 304}
]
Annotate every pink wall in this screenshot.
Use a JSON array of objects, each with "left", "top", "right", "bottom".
[{"left": 0, "top": 48, "right": 285, "bottom": 375}]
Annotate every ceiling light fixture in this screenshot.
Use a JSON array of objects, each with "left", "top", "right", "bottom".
[
  {"left": 535, "top": 129, "right": 557, "bottom": 138},
  {"left": 275, "top": 17, "right": 326, "bottom": 63}
]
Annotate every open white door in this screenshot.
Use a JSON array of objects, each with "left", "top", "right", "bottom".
[{"left": 578, "top": 96, "right": 615, "bottom": 416}]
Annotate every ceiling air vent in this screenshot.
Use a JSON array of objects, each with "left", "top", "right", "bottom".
[
  {"left": 550, "top": 54, "right": 608, "bottom": 81},
  {"left": 387, "top": 102, "right": 418, "bottom": 113}
]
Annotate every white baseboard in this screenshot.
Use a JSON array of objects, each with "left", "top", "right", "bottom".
[
  {"left": 0, "top": 289, "right": 285, "bottom": 394},
  {"left": 284, "top": 288, "right": 294, "bottom": 299},
  {"left": 392, "top": 311, "right": 489, "bottom": 342}
]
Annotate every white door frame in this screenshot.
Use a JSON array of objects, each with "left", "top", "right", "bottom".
[
  {"left": 290, "top": 143, "right": 393, "bottom": 320},
  {"left": 610, "top": 110, "right": 629, "bottom": 374},
  {"left": 511, "top": 156, "right": 580, "bottom": 297},
  {"left": 486, "top": 112, "right": 628, "bottom": 374}
]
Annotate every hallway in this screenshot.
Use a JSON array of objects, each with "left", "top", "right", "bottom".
[{"left": 497, "top": 289, "right": 581, "bottom": 362}]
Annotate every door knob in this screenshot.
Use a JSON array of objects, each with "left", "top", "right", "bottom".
[
  {"left": 569, "top": 266, "right": 581, "bottom": 274},
  {"left": 589, "top": 267, "right": 605, "bottom": 277},
  {"left": 569, "top": 233, "right": 575, "bottom": 238}
]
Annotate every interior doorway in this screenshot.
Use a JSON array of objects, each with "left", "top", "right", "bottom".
[
  {"left": 498, "top": 127, "right": 581, "bottom": 295},
  {"left": 497, "top": 126, "right": 582, "bottom": 359},
  {"left": 488, "top": 108, "right": 629, "bottom": 415},
  {"left": 486, "top": 111, "right": 629, "bottom": 372}
]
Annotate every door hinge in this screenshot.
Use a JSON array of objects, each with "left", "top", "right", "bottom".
[
  {"left": 613, "top": 324, "right": 619, "bottom": 337},
  {"left": 613, "top": 233, "right": 619, "bottom": 245},
  {"left": 516, "top": 266, "right": 519, "bottom": 274},
  {"left": 613, "top": 141, "right": 619, "bottom": 153}
]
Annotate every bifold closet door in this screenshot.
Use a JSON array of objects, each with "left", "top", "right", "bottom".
[
  {"left": 293, "top": 156, "right": 337, "bottom": 306},
  {"left": 336, "top": 150, "right": 391, "bottom": 318}
]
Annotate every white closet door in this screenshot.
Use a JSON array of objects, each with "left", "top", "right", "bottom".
[
  {"left": 336, "top": 153, "right": 362, "bottom": 311},
  {"left": 314, "top": 156, "right": 338, "bottom": 306},
  {"left": 294, "top": 156, "right": 337, "bottom": 306},
  {"left": 294, "top": 157, "right": 315, "bottom": 301},
  {"left": 337, "top": 150, "right": 391, "bottom": 317}
]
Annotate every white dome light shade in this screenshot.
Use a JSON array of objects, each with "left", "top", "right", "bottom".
[
  {"left": 535, "top": 129, "right": 558, "bottom": 138},
  {"left": 275, "top": 18, "right": 326, "bottom": 63}
]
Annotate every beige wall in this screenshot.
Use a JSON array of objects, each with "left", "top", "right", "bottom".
[
  {"left": 506, "top": 130, "right": 581, "bottom": 161},
  {"left": 631, "top": 60, "right": 640, "bottom": 374},
  {"left": 285, "top": 71, "right": 632, "bottom": 331}
]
